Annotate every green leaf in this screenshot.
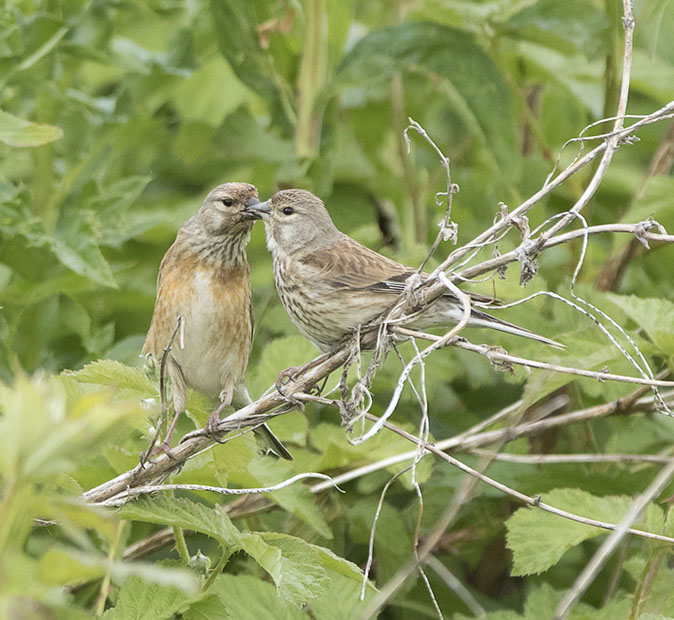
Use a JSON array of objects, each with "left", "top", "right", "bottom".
[
  {"left": 210, "top": 574, "right": 305, "bottom": 619},
  {"left": 211, "top": 431, "right": 263, "bottom": 483},
  {"left": 336, "top": 22, "right": 518, "bottom": 176},
  {"left": 246, "top": 458, "right": 333, "bottom": 539},
  {"left": 632, "top": 48, "right": 674, "bottom": 102},
  {"left": 119, "top": 496, "right": 241, "bottom": 548},
  {"left": 240, "top": 532, "right": 328, "bottom": 607},
  {"left": 182, "top": 594, "right": 230, "bottom": 620},
  {"left": 249, "top": 335, "right": 318, "bottom": 397},
  {"left": 298, "top": 567, "right": 377, "bottom": 620},
  {"left": 506, "top": 488, "right": 665, "bottom": 575},
  {"left": 259, "top": 533, "right": 370, "bottom": 588},
  {"left": 456, "top": 583, "right": 630, "bottom": 620},
  {"left": 174, "top": 57, "right": 254, "bottom": 126},
  {"left": 215, "top": 106, "right": 296, "bottom": 164},
  {"left": 605, "top": 294, "right": 674, "bottom": 353},
  {"left": 631, "top": 563, "right": 674, "bottom": 618},
  {"left": 666, "top": 506, "right": 674, "bottom": 538},
  {"left": 505, "top": 0, "right": 608, "bottom": 56},
  {"left": 210, "top": 1, "right": 294, "bottom": 128},
  {"left": 621, "top": 176, "right": 674, "bottom": 226},
  {"left": 64, "top": 359, "right": 155, "bottom": 395},
  {"left": 119, "top": 497, "right": 330, "bottom": 606},
  {"left": 102, "top": 576, "right": 191, "bottom": 620},
  {"left": 51, "top": 206, "right": 117, "bottom": 288},
  {"left": 0, "top": 109, "right": 63, "bottom": 147},
  {"left": 88, "top": 175, "right": 153, "bottom": 246}
]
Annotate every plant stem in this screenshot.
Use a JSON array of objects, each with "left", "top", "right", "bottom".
[
  {"left": 295, "top": 0, "right": 326, "bottom": 158},
  {"left": 173, "top": 526, "right": 189, "bottom": 564},
  {"left": 96, "top": 520, "right": 126, "bottom": 616},
  {"left": 203, "top": 546, "right": 232, "bottom": 591}
]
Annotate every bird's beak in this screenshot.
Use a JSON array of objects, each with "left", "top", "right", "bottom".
[{"left": 244, "top": 199, "right": 271, "bottom": 221}]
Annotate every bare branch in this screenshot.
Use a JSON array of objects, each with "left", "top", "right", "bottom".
[
  {"left": 469, "top": 450, "right": 674, "bottom": 465},
  {"left": 93, "top": 472, "right": 344, "bottom": 508},
  {"left": 394, "top": 328, "right": 674, "bottom": 389},
  {"left": 425, "top": 556, "right": 486, "bottom": 618},
  {"left": 368, "top": 415, "right": 674, "bottom": 546}
]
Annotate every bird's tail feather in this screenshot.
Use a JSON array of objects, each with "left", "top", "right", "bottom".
[
  {"left": 412, "top": 302, "right": 564, "bottom": 349},
  {"left": 467, "top": 310, "right": 564, "bottom": 349},
  {"left": 254, "top": 424, "right": 293, "bottom": 460}
]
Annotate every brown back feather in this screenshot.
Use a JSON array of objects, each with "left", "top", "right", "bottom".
[{"left": 300, "top": 235, "right": 500, "bottom": 305}]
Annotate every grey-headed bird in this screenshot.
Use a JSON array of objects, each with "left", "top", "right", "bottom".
[{"left": 245, "top": 189, "right": 561, "bottom": 352}]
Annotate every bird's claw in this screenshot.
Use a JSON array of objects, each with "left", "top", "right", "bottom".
[
  {"left": 276, "top": 366, "right": 301, "bottom": 390},
  {"left": 276, "top": 367, "right": 304, "bottom": 407},
  {"left": 140, "top": 440, "right": 176, "bottom": 465},
  {"left": 274, "top": 373, "right": 306, "bottom": 409},
  {"left": 204, "top": 412, "right": 228, "bottom": 443}
]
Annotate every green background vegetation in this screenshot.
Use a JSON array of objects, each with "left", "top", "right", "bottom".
[{"left": 1, "top": 0, "right": 674, "bottom": 618}]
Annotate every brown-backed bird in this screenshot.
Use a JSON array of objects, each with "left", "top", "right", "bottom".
[
  {"left": 143, "top": 182, "right": 291, "bottom": 459},
  {"left": 245, "top": 189, "right": 561, "bottom": 352}
]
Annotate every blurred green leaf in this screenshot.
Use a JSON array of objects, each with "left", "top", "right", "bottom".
[
  {"left": 606, "top": 294, "right": 674, "bottom": 353},
  {"left": 0, "top": 109, "right": 63, "bottom": 147},
  {"left": 505, "top": 0, "right": 608, "bottom": 56},
  {"left": 335, "top": 21, "right": 518, "bottom": 176},
  {"left": 210, "top": 1, "right": 294, "bottom": 129},
  {"left": 102, "top": 576, "right": 192, "bottom": 620},
  {"left": 65, "top": 359, "right": 155, "bottom": 395}
]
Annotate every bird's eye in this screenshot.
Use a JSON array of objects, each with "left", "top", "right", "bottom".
[
  {"left": 221, "top": 198, "right": 234, "bottom": 207},
  {"left": 282, "top": 206, "right": 294, "bottom": 215}
]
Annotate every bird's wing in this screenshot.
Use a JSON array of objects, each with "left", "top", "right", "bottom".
[
  {"left": 300, "top": 235, "right": 500, "bottom": 305},
  {"left": 142, "top": 242, "right": 181, "bottom": 357},
  {"left": 300, "top": 236, "right": 411, "bottom": 289}
]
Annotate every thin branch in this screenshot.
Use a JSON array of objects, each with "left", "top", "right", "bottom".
[
  {"left": 80, "top": 346, "right": 352, "bottom": 504},
  {"left": 421, "top": 102, "right": 674, "bottom": 289},
  {"left": 394, "top": 328, "right": 674, "bottom": 389},
  {"left": 349, "top": 276, "right": 473, "bottom": 445},
  {"left": 368, "top": 415, "right": 674, "bottom": 545},
  {"left": 545, "top": 221, "right": 674, "bottom": 249},
  {"left": 469, "top": 450, "right": 674, "bottom": 465},
  {"left": 425, "top": 556, "right": 486, "bottom": 618},
  {"left": 405, "top": 117, "right": 459, "bottom": 269},
  {"left": 93, "top": 473, "right": 343, "bottom": 508},
  {"left": 361, "top": 465, "right": 413, "bottom": 600},
  {"left": 122, "top": 383, "right": 670, "bottom": 562},
  {"left": 142, "top": 315, "right": 183, "bottom": 461}
]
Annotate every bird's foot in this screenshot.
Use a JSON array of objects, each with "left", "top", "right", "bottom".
[
  {"left": 276, "top": 366, "right": 305, "bottom": 407},
  {"left": 139, "top": 440, "right": 176, "bottom": 466},
  {"left": 277, "top": 388, "right": 306, "bottom": 409},
  {"left": 276, "top": 365, "right": 302, "bottom": 391},
  {"left": 204, "top": 410, "right": 228, "bottom": 443}
]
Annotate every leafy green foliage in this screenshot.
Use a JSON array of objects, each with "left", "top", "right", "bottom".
[
  {"left": 506, "top": 488, "right": 665, "bottom": 576},
  {"left": 337, "top": 21, "right": 518, "bottom": 175},
  {"left": 1, "top": 0, "right": 673, "bottom": 618},
  {"left": 102, "top": 577, "right": 192, "bottom": 620}
]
